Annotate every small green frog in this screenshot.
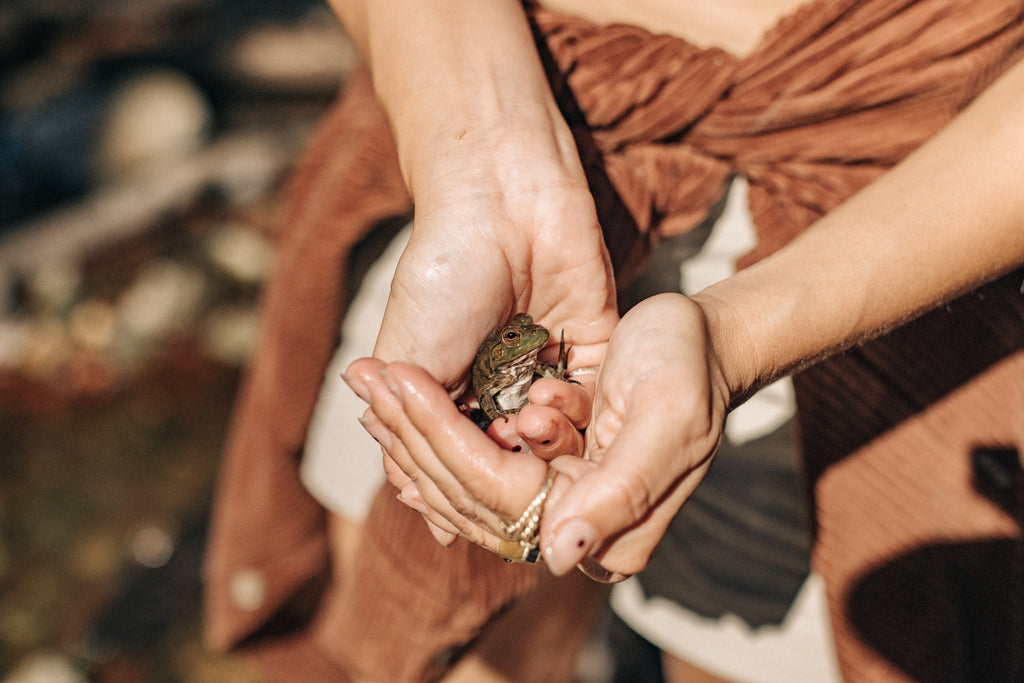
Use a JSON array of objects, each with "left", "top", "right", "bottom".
[{"left": 471, "top": 313, "right": 572, "bottom": 424}]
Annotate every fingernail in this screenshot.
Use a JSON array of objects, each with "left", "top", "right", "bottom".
[
  {"left": 399, "top": 483, "right": 426, "bottom": 509},
  {"left": 425, "top": 520, "right": 458, "bottom": 547},
  {"left": 543, "top": 518, "right": 598, "bottom": 576},
  {"left": 358, "top": 414, "right": 392, "bottom": 452},
  {"left": 342, "top": 372, "right": 370, "bottom": 402},
  {"left": 396, "top": 492, "right": 428, "bottom": 515}
]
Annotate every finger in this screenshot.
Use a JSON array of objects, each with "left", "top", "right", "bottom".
[
  {"left": 587, "top": 465, "right": 711, "bottom": 576},
  {"left": 527, "top": 375, "right": 594, "bottom": 429},
  {"left": 370, "top": 360, "right": 552, "bottom": 549},
  {"left": 484, "top": 415, "right": 532, "bottom": 455},
  {"left": 359, "top": 408, "right": 393, "bottom": 458},
  {"left": 381, "top": 440, "right": 411, "bottom": 490},
  {"left": 384, "top": 362, "right": 551, "bottom": 519},
  {"left": 383, "top": 454, "right": 460, "bottom": 547},
  {"left": 352, "top": 397, "right": 466, "bottom": 548},
  {"left": 514, "top": 404, "right": 585, "bottom": 460},
  {"left": 393, "top": 425, "right": 507, "bottom": 548},
  {"left": 394, "top": 480, "right": 514, "bottom": 553},
  {"left": 394, "top": 481, "right": 460, "bottom": 546},
  {"left": 349, "top": 358, "right": 500, "bottom": 539},
  {"left": 541, "top": 408, "right": 720, "bottom": 576}
]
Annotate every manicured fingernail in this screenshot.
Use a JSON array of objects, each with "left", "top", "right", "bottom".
[
  {"left": 342, "top": 372, "right": 370, "bottom": 402},
  {"left": 399, "top": 483, "right": 425, "bottom": 507},
  {"left": 358, "top": 414, "right": 392, "bottom": 452},
  {"left": 425, "top": 520, "right": 458, "bottom": 547},
  {"left": 396, "top": 492, "right": 427, "bottom": 515},
  {"left": 543, "top": 518, "right": 598, "bottom": 576}
]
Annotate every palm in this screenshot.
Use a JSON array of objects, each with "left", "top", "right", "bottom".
[
  {"left": 544, "top": 294, "right": 731, "bottom": 577},
  {"left": 372, "top": 184, "right": 617, "bottom": 394}
]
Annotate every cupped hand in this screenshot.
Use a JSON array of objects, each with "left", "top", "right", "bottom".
[
  {"left": 539, "top": 293, "right": 732, "bottom": 579},
  {"left": 344, "top": 357, "right": 597, "bottom": 551}
]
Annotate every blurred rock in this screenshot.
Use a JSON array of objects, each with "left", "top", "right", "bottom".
[
  {"left": 224, "top": 10, "right": 355, "bottom": 94},
  {"left": 26, "top": 261, "right": 81, "bottom": 315},
  {"left": 0, "top": 3, "right": 334, "bottom": 680},
  {"left": 0, "top": 129, "right": 296, "bottom": 278},
  {"left": 129, "top": 524, "right": 176, "bottom": 570},
  {"left": 0, "top": 572, "right": 60, "bottom": 651},
  {"left": 20, "top": 318, "right": 71, "bottom": 380},
  {"left": 116, "top": 259, "right": 205, "bottom": 349},
  {"left": 0, "top": 319, "right": 32, "bottom": 370},
  {"left": 206, "top": 222, "right": 274, "bottom": 285},
  {"left": 68, "top": 299, "right": 117, "bottom": 351},
  {"left": 202, "top": 306, "right": 260, "bottom": 366},
  {"left": 95, "top": 69, "right": 213, "bottom": 182},
  {"left": 69, "top": 529, "right": 122, "bottom": 583},
  {"left": 2, "top": 652, "right": 87, "bottom": 683}
]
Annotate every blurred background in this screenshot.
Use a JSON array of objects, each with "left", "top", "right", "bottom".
[{"left": 0, "top": 1, "right": 356, "bottom": 680}]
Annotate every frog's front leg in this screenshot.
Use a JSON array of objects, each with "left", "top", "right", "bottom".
[{"left": 477, "top": 389, "right": 504, "bottom": 424}]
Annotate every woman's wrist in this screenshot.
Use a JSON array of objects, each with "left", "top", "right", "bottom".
[
  {"left": 688, "top": 289, "right": 764, "bottom": 409},
  {"left": 351, "top": 0, "right": 564, "bottom": 199},
  {"left": 403, "top": 104, "right": 586, "bottom": 209}
]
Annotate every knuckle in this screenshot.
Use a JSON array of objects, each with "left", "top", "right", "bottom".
[{"left": 606, "top": 468, "right": 655, "bottom": 525}]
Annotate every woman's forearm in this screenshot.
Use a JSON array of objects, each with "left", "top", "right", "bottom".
[
  {"left": 326, "top": 0, "right": 577, "bottom": 199},
  {"left": 694, "top": 56, "right": 1024, "bottom": 403}
]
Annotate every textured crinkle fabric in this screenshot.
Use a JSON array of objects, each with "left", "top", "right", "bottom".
[{"left": 203, "top": 1, "right": 1024, "bottom": 681}]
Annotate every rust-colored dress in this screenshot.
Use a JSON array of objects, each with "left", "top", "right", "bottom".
[{"left": 203, "top": 1, "right": 1024, "bottom": 680}]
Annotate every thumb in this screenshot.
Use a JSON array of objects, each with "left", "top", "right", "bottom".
[{"left": 541, "top": 408, "right": 719, "bottom": 578}]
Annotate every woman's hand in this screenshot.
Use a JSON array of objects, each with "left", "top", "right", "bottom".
[
  {"left": 371, "top": 119, "right": 618, "bottom": 390},
  {"left": 333, "top": 0, "right": 618, "bottom": 389},
  {"left": 540, "top": 293, "right": 731, "bottom": 579},
  {"left": 361, "top": 117, "right": 618, "bottom": 542},
  {"left": 331, "top": 0, "right": 619, "bottom": 544}
]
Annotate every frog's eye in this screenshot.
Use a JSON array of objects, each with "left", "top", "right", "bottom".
[{"left": 502, "top": 329, "right": 522, "bottom": 346}]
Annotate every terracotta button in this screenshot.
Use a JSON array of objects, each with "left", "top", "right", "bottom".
[{"left": 228, "top": 568, "right": 267, "bottom": 611}]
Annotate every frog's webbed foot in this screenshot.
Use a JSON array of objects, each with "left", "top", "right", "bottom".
[{"left": 537, "top": 330, "right": 580, "bottom": 384}]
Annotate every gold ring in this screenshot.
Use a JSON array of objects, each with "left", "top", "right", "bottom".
[
  {"left": 497, "top": 468, "right": 557, "bottom": 563},
  {"left": 497, "top": 539, "right": 540, "bottom": 563}
]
